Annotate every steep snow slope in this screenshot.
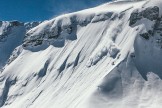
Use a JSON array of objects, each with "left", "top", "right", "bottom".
[{"left": 1, "top": 0, "right": 162, "bottom": 108}]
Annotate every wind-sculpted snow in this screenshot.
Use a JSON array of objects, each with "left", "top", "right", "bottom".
[
  {"left": 1, "top": 0, "right": 162, "bottom": 108},
  {"left": 23, "top": 10, "right": 116, "bottom": 47},
  {"left": 87, "top": 42, "right": 120, "bottom": 67}
]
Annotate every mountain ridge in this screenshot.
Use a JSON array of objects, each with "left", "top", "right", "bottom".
[{"left": 1, "top": 0, "right": 162, "bottom": 108}]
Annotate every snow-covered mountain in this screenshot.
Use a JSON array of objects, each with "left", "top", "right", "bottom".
[
  {"left": 0, "top": 21, "right": 40, "bottom": 71},
  {"left": 1, "top": 0, "right": 162, "bottom": 108}
]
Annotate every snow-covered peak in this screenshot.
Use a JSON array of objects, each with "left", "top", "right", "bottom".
[
  {"left": 1, "top": 0, "right": 162, "bottom": 108},
  {"left": 24, "top": 21, "right": 41, "bottom": 31},
  {"left": 0, "top": 21, "right": 40, "bottom": 70},
  {"left": 0, "top": 21, "right": 25, "bottom": 69},
  {"left": 24, "top": 0, "right": 147, "bottom": 47}
]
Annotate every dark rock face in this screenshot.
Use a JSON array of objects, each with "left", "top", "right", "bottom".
[
  {"left": 129, "top": 6, "right": 161, "bottom": 40},
  {"left": 129, "top": 10, "right": 142, "bottom": 26},
  {"left": 143, "top": 6, "right": 159, "bottom": 21},
  {"left": 47, "top": 26, "right": 61, "bottom": 39},
  {"left": 10, "top": 21, "right": 23, "bottom": 27},
  {"left": 129, "top": 6, "right": 159, "bottom": 26},
  {"left": 0, "top": 34, "right": 7, "bottom": 42},
  {"left": 23, "top": 23, "right": 77, "bottom": 47},
  {"left": 25, "top": 22, "right": 41, "bottom": 31},
  {"left": 34, "top": 39, "right": 43, "bottom": 46},
  {"left": 129, "top": 6, "right": 162, "bottom": 48},
  {"left": 140, "top": 33, "right": 150, "bottom": 40},
  {"left": 154, "top": 17, "right": 162, "bottom": 31}
]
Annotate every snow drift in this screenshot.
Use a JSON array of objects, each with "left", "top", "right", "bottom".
[{"left": 0, "top": 0, "right": 162, "bottom": 108}]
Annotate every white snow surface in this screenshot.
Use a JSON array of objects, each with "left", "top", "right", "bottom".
[{"left": 1, "top": 0, "right": 162, "bottom": 108}]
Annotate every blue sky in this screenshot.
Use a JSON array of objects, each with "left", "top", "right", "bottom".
[{"left": 0, "top": 0, "right": 110, "bottom": 22}]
